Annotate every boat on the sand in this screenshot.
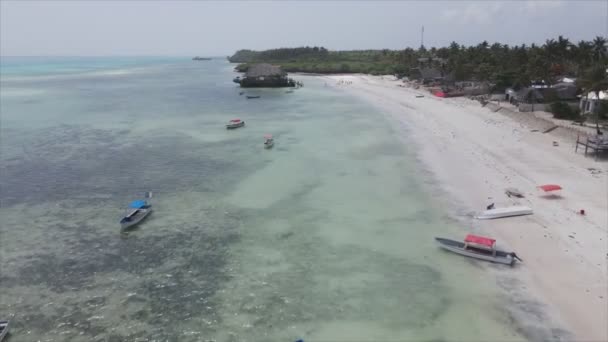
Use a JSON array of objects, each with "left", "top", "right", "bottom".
[
  {"left": 120, "top": 200, "right": 152, "bottom": 232},
  {"left": 264, "top": 134, "right": 274, "bottom": 149},
  {"left": 435, "top": 234, "right": 522, "bottom": 266},
  {"left": 226, "top": 119, "right": 245, "bottom": 129},
  {"left": 505, "top": 187, "right": 524, "bottom": 198},
  {"left": 0, "top": 320, "right": 10, "bottom": 341},
  {"left": 475, "top": 205, "right": 533, "bottom": 220}
]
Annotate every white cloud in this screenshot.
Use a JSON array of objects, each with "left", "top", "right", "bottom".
[
  {"left": 441, "top": 0, "right": 565, "bottom": 25},
  {"left": 441, "top": 2, "right": 506, "bottom": 25},
  {"left": 524, "top": 0, "right": 564, "bottom": 13}
]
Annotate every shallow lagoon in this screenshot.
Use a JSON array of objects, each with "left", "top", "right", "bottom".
[{"left": 1, "top": 59, "right": 524, "bottom": 341}]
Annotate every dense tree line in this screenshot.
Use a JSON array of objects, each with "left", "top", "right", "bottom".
[{"left": 229, "top": 36, "right": 608, "bottom": 90}]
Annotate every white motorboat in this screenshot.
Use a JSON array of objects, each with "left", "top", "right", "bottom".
[{"left": 475, "top": 205, "right": 533, "bottom": 220}]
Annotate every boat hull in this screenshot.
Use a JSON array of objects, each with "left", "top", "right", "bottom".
[
  {"left": 435, "top": 237, "right": 515, "bottom": 265},
  {"left": 120, "top": 208, "right": 151, "bottom": 231},
  {"left": 226, "top": 121, "right": 245, "bottom": 129},
  {"left": 475, "top": 206, "right": 533, "bottom": 220},
  {"left": 0, "top": 320, "right": 9, "bottom": 342}
]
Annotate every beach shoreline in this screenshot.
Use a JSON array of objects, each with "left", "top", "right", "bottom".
[{"left": 318, "top": 74, "right": 608, "bottom": 341}]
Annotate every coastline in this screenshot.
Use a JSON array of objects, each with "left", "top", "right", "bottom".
[{"left": 317, "top": 74, "right": 608, "bottom": 341}]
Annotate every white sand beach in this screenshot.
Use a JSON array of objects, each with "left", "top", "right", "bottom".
[{"left": 322, "top": 75, "right": 608, "bottom": 341}]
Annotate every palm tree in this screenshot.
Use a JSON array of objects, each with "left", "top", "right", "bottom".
[
  {"left": 544, "top": 39, "right": 559, "bottom": 61},
  {"left": 449, "top": 41, "right": 460, "bottom": 53},
  {"left": 592, "top": 36, "right": 607, "bottom": 62},
  {"left": 556, "top": 35, "right": 572, "bottom": 60},
  {"left": 575, "top": 40, "right": 593, "bottom": 70}
]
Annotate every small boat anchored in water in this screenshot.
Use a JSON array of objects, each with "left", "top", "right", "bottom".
[
  {"left": 246, "top": 95, "right": 260, "bottom": 99},
  {"left": 226, "top": 119, "right": 245, "bottom": 129},
  {"left": 435, "top": 234, "right": 522, "bottom": 266},
  {"left": 475, "top": 205, "right": 533, "bottom": 220},
  {"left": 120, "top": 199, "right": 152, "bottom": 232},
  {"left": 264, "top": 134, "right": 274, "bottom": 149},
  {"left": 0, "top": 320, "right": 9, "bottom": 341}
]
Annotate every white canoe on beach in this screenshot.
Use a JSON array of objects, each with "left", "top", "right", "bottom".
[{"left": 475, "top": 205, "right": 533, "bottom": 220}]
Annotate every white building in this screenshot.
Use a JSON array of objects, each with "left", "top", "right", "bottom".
[{"left": 579, "top": 90, "right": 607, "bottom": 113}]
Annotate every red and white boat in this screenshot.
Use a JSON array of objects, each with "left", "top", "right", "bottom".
[
  {"left": 435, "top": 234, "right": 522, "bottom": 266},
  {"left": 226, "top": 118, "right": 245, "bottom": 129},
  {"left": 263, "top": 134, "right": 274, "bottom": 149}
]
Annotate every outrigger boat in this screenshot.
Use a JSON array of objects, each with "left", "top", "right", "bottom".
[
  {"left": 264, "top": 134, "right": 274, "bottom": 149},
  {"left": 435, "top": 234, "right": 522, "bottom": 266},
  {"left": 120, "top": 199, "right": 152, "bottom": 232},
  {"left": 226, "top": 119, "right": 245, "bottom": 129},
  {"left": 0, "top": 320, "right": 10, "bottom": 341},
  {"left": 475, "top": 205, "right": 533, "bottom": 220}
]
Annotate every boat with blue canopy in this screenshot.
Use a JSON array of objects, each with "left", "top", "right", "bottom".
[{"left": 120, "top": 199, "right": 152, "bottom": 232}]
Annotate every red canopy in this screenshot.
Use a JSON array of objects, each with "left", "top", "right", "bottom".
[
  {"left": 538, "top": 184, "right": 562, "bottom": 192},
  {"left": 264, "top": 134, "right": 273, "bottom": 139},
  {"left": 230, "top": 119, "right": 241, "bottom": 122},
  {"left": 464, "top": 234, "right": 496, "bottom": 247}
]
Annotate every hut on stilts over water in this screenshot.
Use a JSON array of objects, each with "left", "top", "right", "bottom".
[{"left": 237, "top": 63, "right": 297, "bottom": 88}]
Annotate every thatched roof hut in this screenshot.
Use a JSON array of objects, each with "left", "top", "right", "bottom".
[
  {"left": 239, "top": 63, "right": 295, "bottom": 88},
  {"left": 245, "top": 63, "right": 286, "bottom": 78}
]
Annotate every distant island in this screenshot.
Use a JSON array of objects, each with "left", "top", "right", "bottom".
[{"left": 192, "top": 56, "right": 212, "bottom": 61}]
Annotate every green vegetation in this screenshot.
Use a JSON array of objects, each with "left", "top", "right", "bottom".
[
  {"left": 229, "top": 36, "right": 608, "bottom": 88},
  {"left": 549, "top": 102, "right": 581, "bottom": 120},
  {"left": 230, "top": 47, "right": 407, "bottom": 75},
  {"left": 598, "top": 100, "right": 608, "bottom": 120}
]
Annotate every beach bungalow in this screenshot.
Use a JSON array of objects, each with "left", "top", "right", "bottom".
[
  {"left": 238, "top": 63, "right": 296, "bottom": 88},
  {"left": 579, "top": 90, "right": 607, "bottom": 114},
  {"left": 410, "top": 67, "right": 443, "bottom": 84}
]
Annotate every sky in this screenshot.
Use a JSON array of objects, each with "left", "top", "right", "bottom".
[{"left": 1, "top": 0, "right": 607, "bottom": 56}]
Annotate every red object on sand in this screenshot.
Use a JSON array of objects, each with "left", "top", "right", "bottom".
[
  {"left": 538, "top": 184, "right": 562, "bottom": 192},
  {"left": 434, "top": 91, "right": 446, "bottom": 98},
  {"left": 580, "top": 209, "right": 585, "bottom": 215},
  {"left": 464, "top": 234, "right": 496, "bottom": 247}
]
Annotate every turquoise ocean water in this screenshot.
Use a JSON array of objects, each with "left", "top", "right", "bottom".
[{"left": 1, "top": 57, "right": 536, "bottom": 341}]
